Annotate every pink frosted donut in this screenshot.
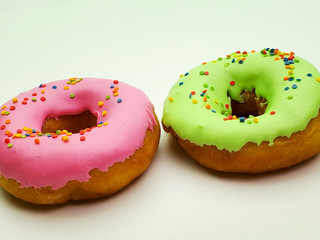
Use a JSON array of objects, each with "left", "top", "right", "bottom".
[{"left": 0, "top": 78, "right": 160, "bottom": 204}]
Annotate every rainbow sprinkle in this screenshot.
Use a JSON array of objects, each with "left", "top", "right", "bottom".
[
  {"left": 177, "top": 48, "right": 313, "bottom": 125},
  {"left": 0, "top": 78, "right": 123, "bottom": 149}
]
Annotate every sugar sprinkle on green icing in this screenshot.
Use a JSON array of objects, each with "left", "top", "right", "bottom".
[{"left": 162, "top": 48, "right": 320, "bottom": 151}]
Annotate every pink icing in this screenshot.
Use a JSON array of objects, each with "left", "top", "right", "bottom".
[{"left": 0, "top": 78, "right": 157, "bottom": 189}]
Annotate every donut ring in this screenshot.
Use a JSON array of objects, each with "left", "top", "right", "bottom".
[
  {"left": 0, "top": 78, "right": 160, "bottom": 204},
  {"left": 162, "top": 48, "right": 320, "bottom": 173}
]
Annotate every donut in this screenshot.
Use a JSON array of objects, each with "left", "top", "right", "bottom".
[
  {"left": 0, "top": 78, "right": 160, "bottom": 204},
  {"left": 162, "top": 48, "right": 320, "bottom": 173}
]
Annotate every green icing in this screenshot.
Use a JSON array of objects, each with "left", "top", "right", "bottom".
[{"left": 162, "top": 49, "right": 320, "bottom": 152}]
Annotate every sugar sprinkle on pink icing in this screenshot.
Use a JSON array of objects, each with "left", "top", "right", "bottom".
[{"left": 0, "top": 78, "right": 156, "bottom": 189}]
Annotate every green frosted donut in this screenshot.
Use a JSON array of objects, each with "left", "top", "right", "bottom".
[{"left": 162, "top": 48, "right": 320, "bottom": 152}]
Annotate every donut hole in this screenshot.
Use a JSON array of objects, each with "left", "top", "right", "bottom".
[
  {"left": 41, "top": 110, "right": 97, "bottom": 134},
  {"left": 229, "top": 90, "right": 267, "bottom": 118}
]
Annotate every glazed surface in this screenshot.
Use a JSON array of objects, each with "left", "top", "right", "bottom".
[
  {"left": 0, "top": 78, "right": 156, "bottom": 189},
  {"left": 162, "top": 49, "right": 320, "bottom": 151}
]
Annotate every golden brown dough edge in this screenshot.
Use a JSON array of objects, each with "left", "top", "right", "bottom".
[
  {"left": 0, "top": 113, "right": 160, "bottom": 205},
  {"left": 162, "top": 111, "right": 320, "bottom": 173}
]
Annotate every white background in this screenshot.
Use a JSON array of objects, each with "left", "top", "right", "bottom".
[{"left": 1, "top": 0, "right": 320, "bottom": 239}]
